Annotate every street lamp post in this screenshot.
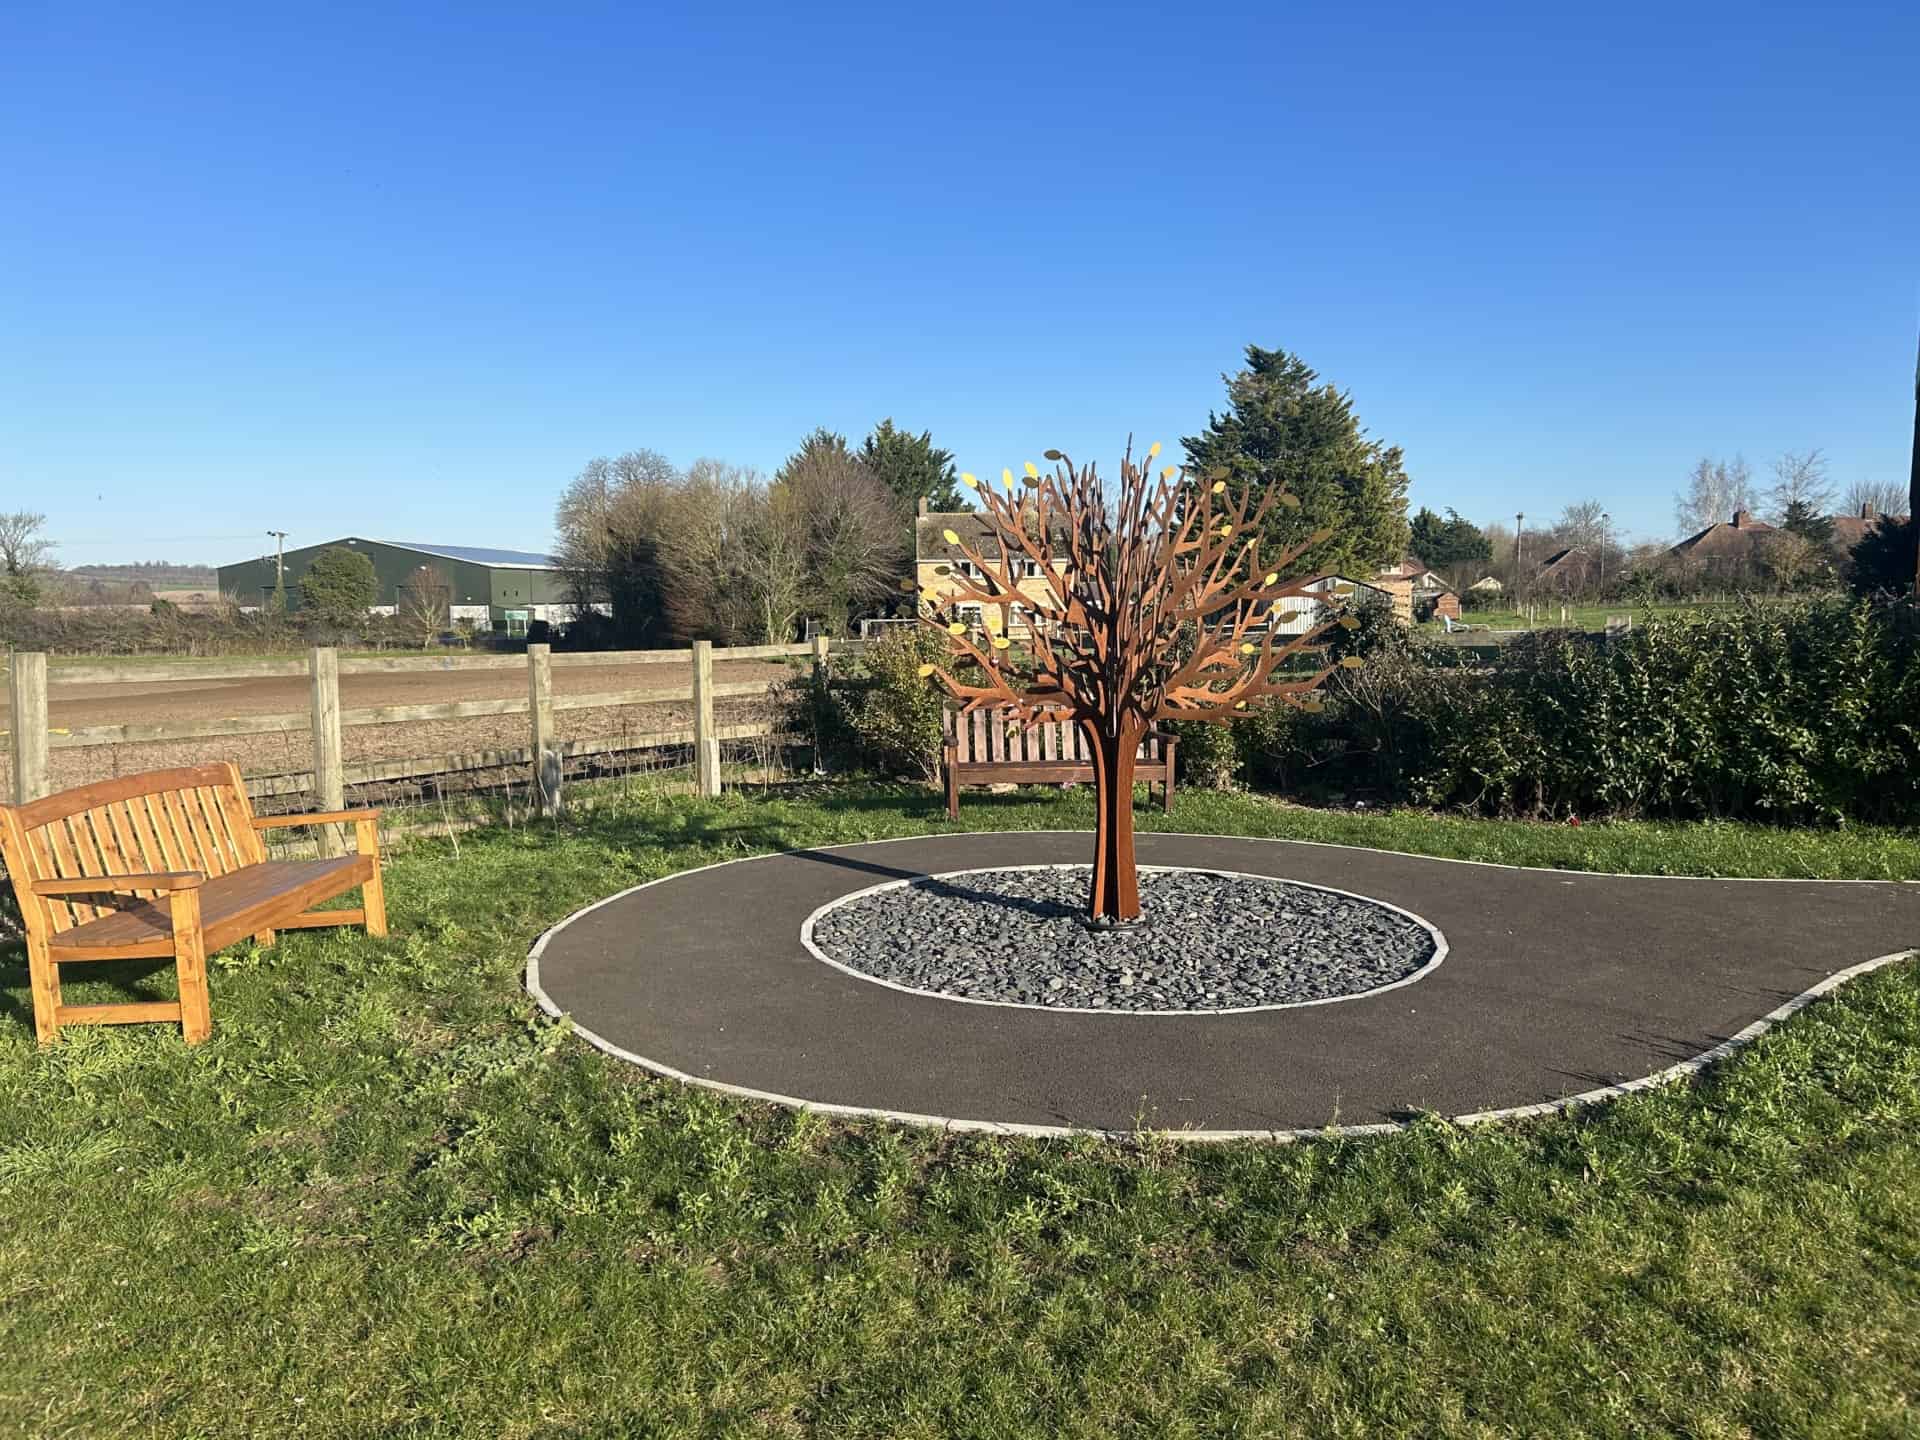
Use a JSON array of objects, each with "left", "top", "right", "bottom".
[
  {"left": 1600, "top": 512, "right": 1611, "bottom": 593},
  {"left": 266, "top": 530, "right": 288, "bottom": 613}
]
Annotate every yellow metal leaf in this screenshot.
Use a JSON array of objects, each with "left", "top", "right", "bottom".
[
  {"left": 1211, "top": 480, "right": 1226, "bottom": 494},
  {"left": 1280, "top": 493, "right": 1301, "bottom": 509},
  {"left": 1302, "top": 699, "right": 1325, "bottom": 713},
  {"left": 1023, "top": 461, "right": 1039, "bottom": 478},
  {"left": 1263, "top": 572, "right": 1278, "bottom": 586},
  {"left": 947, "top": 621, "right": 967, "bottom": 635},
  {"left": 1273, "top": 610, "right": 1299, "bottom": 622},
  {"left": 992, "top": 636, "right": 1011, "bottom": 650},
  {"left": 1239, "top": 642, "right": 1256, "bottom": 654},
  {"left": 1339, "top": 615, "right": 1360, "bottom": 630},
  {"left": 898, "top": 578, "right": 916, "bottom": 592},
  {"left": 1043, "top": 448, "right": 1063, "bottom": 460},
  {"left": 1234, "top": 700, "right": 1248, "bottom": 710},
  {"left": 1339, "top": 656, "right": 1365, "bottom": 669},
  {"left": 1147, "top": 441, "right": 1161, "bottom": 458},
  {"left": 942, "top": 528, "right": 960, "bottom": 545},
  {"left": 961, "top": 472, "right": 978, "bottom": 488},
  {"left": 1002, "top": 468, "right": 1013, "bottom": 487},
  {"left": 1161, "top": 466, "right": 1177, "bottom": 480},
  {"left": 916, "top": 663, "right": 936, "bottom": 678},
  {"left": 1217, "top": 523, "right": 1233, "bottom": 538}
]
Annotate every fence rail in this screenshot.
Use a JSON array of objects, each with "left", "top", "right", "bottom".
[{"left": 5, "top": 636, "right": 856, "bottom": 813}]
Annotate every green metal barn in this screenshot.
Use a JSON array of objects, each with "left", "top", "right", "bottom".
[{"left": 215, "top": 538, "right": 573, "bottom": 634}]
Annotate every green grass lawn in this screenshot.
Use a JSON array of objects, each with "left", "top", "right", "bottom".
[{"left": 3, "top": 784, "right": 1918, "bottom": 1437}]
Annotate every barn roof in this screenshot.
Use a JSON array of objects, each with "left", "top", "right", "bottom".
[{"left": 381, "top": 541, "right": 562, "bottom": 570}]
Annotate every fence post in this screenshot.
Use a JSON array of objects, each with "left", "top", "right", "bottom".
[
  {"left": 810, "top": 632, "right": 830, "bottom": 676},
  {"left": 692, "top": 640, "right": 720, "bottom": 797},
  {"left": 8, "top": 651, "right": 49, "bottom": 804},
  {"left": 528, "top": 643, "right": 563, "bottom": 818},
  {"left": 308, "top": 647, "right": 345, "bottom": 856}
]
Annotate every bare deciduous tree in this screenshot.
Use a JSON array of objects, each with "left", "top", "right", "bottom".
[
  {"left": 1674, "top": 456, "right": 1754, "bottom": 536},
  {"left": 553, "top": 450, "right": 680, "bottom": 645},
  {"left": 398, "top": 564, "right": 452, "bottom": 648},
  {"left": 1766, "top": 448, "right": 1834, "bottom": 523},
  {"left": 1843, "top": 478, "right": 1907, "bottom": 518},
  {"left": 1556, "top": 500, "right": 1610, "bottom": 550},
  {"left": 735, "top": 487, "right": 813, "bottom": 644},
  {"left": 1759, "top": 530, "right": 1823, "bottom": 590},
  {"left": 773, "top": 437, "right": 905, "bottom": 636},
  {"left": 659, "top": 460, "right": 763, "bottom": 641}
]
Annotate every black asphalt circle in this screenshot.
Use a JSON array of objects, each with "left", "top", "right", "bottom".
[{"left": 527, "top": 832, "right": 1920, "bottom": 1136}]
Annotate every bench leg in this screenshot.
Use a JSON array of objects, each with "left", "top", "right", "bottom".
[
  {"left": 356, "top": 816, "right": 388, "bottom": 938},
  {"left": 171, "top": 887, "right": 212, "bottom": 1046},
  {"left": 944, "top": 753, "right": 959, "bottom": 822},
  {"left": 26, "top": 929, "right": 61, "bottom": 1045},
  {"left": 1164, "top": 766, "right": 1175, "bottom": 814}
]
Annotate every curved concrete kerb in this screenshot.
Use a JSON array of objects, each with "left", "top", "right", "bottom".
[{"left": 797, "top": 863, "right": 1449, "bottom": 1015}]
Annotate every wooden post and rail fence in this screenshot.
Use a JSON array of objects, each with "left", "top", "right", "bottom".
[{"left": 4, "top": 639, "right": 862, "bottom": 823}]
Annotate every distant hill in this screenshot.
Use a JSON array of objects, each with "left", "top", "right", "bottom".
[{"left": 69, "top": 562, "right": 218, "bottom": 588}]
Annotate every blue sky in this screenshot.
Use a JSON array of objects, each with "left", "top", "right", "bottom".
[{"left": 4, "top": 1, "right": 1914, "bottom": 567}]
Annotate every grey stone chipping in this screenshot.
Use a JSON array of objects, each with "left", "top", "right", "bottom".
[{"left": 809, "top": 866, "right": 1438, "bottom": 1011}]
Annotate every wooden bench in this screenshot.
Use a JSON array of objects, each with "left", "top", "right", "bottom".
[
  {"left": 0, "top": 762, "right": 386, "bottom": 1046},
  {"left": 943, "top": 708, "right": 1176, "bottom": 820}
]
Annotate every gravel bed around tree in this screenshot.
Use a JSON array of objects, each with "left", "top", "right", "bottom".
[{"left": 806, "top": 866, "right": 1442, "bottom": 1011}]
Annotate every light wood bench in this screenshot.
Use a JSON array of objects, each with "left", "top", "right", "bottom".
[
  {"left": 0, "top": 762, "right": 386, "bottom": 1046},
  {"left": 943, "top": 708, "right": 1176, "bottom": 820}
]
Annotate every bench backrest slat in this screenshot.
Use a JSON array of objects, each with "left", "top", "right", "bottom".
[
  {"left": 944, "top": 708, "right": 1167, "bottom": 767},
  {"left": 0, "top": 763, "right": 262, "bottom": 936}
]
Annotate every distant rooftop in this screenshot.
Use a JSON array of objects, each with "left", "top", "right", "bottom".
[{"left": 382, "top": 541, "right": 561, "bottom": 570}]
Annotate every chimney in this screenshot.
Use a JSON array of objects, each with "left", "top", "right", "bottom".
[
  {"left": 1732, "top": 509, "right": 1753, "bottom": 528},
  {"left": 1862, "top": 501, "right": 1877, "bottom": 520},
  {"left": 917, "top": 496, "right": 929, "bottom": 517}
]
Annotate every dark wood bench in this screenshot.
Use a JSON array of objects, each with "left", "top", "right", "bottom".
[
  {"left": 0, "top": 762, "right": 386, "bottom": 1046},
  {"left": 943, "top": 708, "right": 1176, "bottom": 820}
]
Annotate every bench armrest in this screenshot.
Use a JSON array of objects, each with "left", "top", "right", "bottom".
[
  {"left": 252, "top": 808, "right": 383, "bottom": 830},
  {"left": 32, "top": 871, "right": 205, "bottom": 896}
]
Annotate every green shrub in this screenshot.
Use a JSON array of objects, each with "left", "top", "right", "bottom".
[
  {"left": 842, "top": 628, "right": 951, "bottom": 780},
  {"left": 1166, "top": 719, "right": 1239, "bottom": 790},
  {"left": 1231, "top": 598, "right": 1920, "bottom": 824}
]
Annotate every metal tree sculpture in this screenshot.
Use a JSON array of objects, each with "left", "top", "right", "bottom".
[{"left": 919, "top": 443, "right": 1359, "bottom": 924}]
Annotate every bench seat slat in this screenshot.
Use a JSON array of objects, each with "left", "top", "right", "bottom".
[
  {"left": 954, "top": 763, "right": 1106, "bottom": 785},
  {"left": 47, "top": 856, "right": 373, "bottom": 961}
]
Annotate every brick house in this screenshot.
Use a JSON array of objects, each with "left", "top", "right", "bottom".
[{"left": 913, "top": 499, "right": 1067, "bottom": 637}]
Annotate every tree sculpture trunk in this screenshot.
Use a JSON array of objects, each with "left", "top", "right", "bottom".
[{"left": 1084, "top": 718, "right": 1142, "bottom": 923}]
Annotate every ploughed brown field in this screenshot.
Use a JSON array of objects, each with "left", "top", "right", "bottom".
[{"left": 0, "top": 658, "right": 795, "bottom": 796}]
